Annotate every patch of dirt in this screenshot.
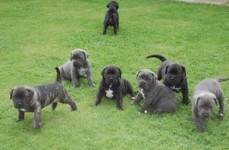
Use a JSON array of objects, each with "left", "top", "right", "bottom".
[{"left": 177, "top": 0, "right": 229, "bottom": 5}]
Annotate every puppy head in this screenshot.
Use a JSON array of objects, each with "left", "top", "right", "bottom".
[
  {"left": 164, "top": 63, "right": 186, "bottom": 85},
  {"left": 70, "top": 49, "right": 89, "bottom": 61},
  {"left": 102, "top": 65, "right": 121, "bottom": 86},
  {"left": 193, "top": 92, "right": 218, "bottom": 119},
  {"left": 136, "top": 69, "right": 158, "bottom": 91},
  {"left": 107, "top": 1, "right": 119, "bottom": 10},
  {"left": 10, "top": 86, "right": 34, "bottom": 111}
]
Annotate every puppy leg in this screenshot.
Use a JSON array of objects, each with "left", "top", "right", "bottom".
[
  {"left": 52, "top": 102, "right": 58, "bottom": 111},
  {"left": 193, "top": 107, "right": 206, "bottom": 132},
  {"left": 116, "top": 94, "right": 123, "bottom": 110},
  {"left": 60, "top": 95, "right": 77, "bottom": 111},
  {"left": 71, "top": 67, "right": 80, "bottom": 87},
  {"left": 103, "top": 24, "right": 109, "bottom": 35},
  {"left": 34, "top": 106, "right": 42, "bottom": 129},
  {"left": 218, "top": 92, "right": 225, "bottom": 116},
  {"left": 17, "top": 110, "right": 25, "bottom": 121},
  {"left": 86, "top": 68, "right": 94, "bottom": 87},
  {"left": 95, "top": 91, "right": 104, "bottom": 106},
  {"left": 181, "top": 83, "right": 189, "bottom": 105},
  {"left": 140, "top": 100, "right": 151, "bottom": 113},
  {"left": 113, "top": 24, "right": 118, "bottom": 35},
  {"left": 132, "top": 92, "right": 143, "bottom": 104}
]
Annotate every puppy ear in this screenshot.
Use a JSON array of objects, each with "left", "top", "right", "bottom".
[
  {"left": 27, "top": 89, "right": 34, "bottom": 99},
  {"left": 136, "top": 71, "right": 141, "bottom": 79},
  {"left": 165, "top": 66, "right": 169, "bottom": 74},
  {"left": 116, "top": 2, "right": 119, "bottom": 9},
  {"left": 181, "top": 65, "right": 186, "bottom": 76},
  {"left": 81, "top": 50, "right": 89, "bottom": 59},
  {"left": 10, "top": 89, "right": 14, "bottom": 100},
  {"left": 214, "top": 98, "right": 218, "bottom": 106},
  {"left": 106, "top": 3, "right": 110, "bottom": 8},
  {"left": 70, "top": 52, "right": 73, "bottom": 61},
  {"left": 117, "top": 67, "right": 122, "bottom": 78}
]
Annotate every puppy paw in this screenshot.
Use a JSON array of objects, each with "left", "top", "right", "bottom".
[
  {"left": 144, "top": 110, "right": 148, "bottom": 114},
  {"left": 219, "top": 113, "right": 224, "bottom": 117}
]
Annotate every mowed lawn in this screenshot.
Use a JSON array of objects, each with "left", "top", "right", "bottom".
[{"left": 0, "top": 0, "right": 229, "bottom": 149}]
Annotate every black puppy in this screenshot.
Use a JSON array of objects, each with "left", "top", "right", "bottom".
[
  {"left": 103, "top": 1, "right": 119, "bottom": 35},
  {"left": 95, "top": 65, "right": 135, "bottom": 110},
  {"left": 146, "top": 54, "right": 189, "bottom": 105}
]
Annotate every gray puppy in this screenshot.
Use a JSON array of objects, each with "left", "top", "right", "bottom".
[
  {"left": 10, "top": 67, "right": 77, "bottom": 129},
  {"left": 146, "top": 54, "right": 189, "bottom": 105},
  {"left": 59, "top": 49, "right": 93, "bottom": 87},
  {"left": 95, "top": 65, "right": 135, "bottom": 110},
  {"left": 192, "top": 78, "right": 229, "bottom": 132},
  {"left": 133, "top": 69, "right": 177, "bottom": 114}
]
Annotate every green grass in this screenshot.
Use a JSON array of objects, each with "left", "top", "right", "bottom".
[{"left": 0, "top": 0, "right": 229, "bottom": 149}]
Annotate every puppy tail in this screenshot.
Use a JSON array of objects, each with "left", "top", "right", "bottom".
[
  {"left": 217, "top": 77, "right": 229, "bottom": 82},
  {"left": 55, "top": 67, "right": 62, "bottom": 83},
  {"left": 146, "top": 54, "right": 167, "bottom": 62}
]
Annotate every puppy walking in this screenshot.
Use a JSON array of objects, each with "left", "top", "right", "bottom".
[
  {"left": 103, "top": 1, "right": 119, "bottom": 35},
  {"left": 133, "top": 69, "right": 177, "bottom": 114},
  {"left": 146, "top": 54, "right": 189, "bottom": 105},
  {"left": 10, "top": 67, "right": 77, "bottom": 129},
  {"left": 192, "top": 78, "right": 229, "bottom": 132},
  {"left": 59, "top": 49, "right": 94, "bottom": 87},
  {"left": 95, "top": 65, "right": 135, "bottom": 110}
]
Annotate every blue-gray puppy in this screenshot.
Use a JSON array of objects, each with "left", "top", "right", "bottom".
[
  {"left": 10, "top": 67, "right": 77, "bottom": 129},
  {"left": 192, "top": 78, "right": 229, "bottom": 132},
  {"left": 59, "top": 49, "right": 94, "bottom": 87},
  {"left": 133, "top": 69, "right": 177, "bottom": 114}
]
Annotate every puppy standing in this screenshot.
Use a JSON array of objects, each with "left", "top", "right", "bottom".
[
  {"left": 95, "top": 65, "right": 135, "bottom": 110},
  {"left": 133, "top": 69, "right": 177, "bottom": 114},
  {"left": 59, "top": 49, "right": 94, "bottom": 87},
  {"left": 10, "top": 67, "right": 77, "bottom": 129},
  {"left": 146, "top": 54, "right": 189, "bottom": 105},
  {"left": 103, "top": 1, "right": 119, "bottom": 35},
  {"left": 192, "top": 78, "right": 229, "bottom": 132}
]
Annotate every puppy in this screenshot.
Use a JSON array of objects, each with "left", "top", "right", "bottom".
[
  {"left": 192, "top": 78, "right": 229, "bottom": 132},
  {"left": 146, "top": 54, "right": 189, "bottom": 105},
  {"left": 59, "top": 49, "right": 94, "bottom": 87},
  {"left": 10, "top": 67, "right": 77, "bottom": 129},
  {"left": 103, "top": 1, "right": 119, "bottom": 35},
  {"left": 95, "top": 65, "right": 135, "bottom": 110},
  {"left": 133, "top": 69, "right": 177, "bottom": 114}
]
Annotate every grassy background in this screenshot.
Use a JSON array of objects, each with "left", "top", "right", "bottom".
[{"left": 0, "top": 0, "right": 229, "bottom": 149}]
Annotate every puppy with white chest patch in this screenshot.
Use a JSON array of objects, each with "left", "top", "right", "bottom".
[
  {"left": 192, "top": 78, "right": 229, "bottom": 132},
  {"left": 59, "top": 49, "right": 94, "bottom": 87},
  {"left": 133, "top": 69, "right": 177, "bottom": 114},
  {"left": 95, "top": 65, "right": 135, "bottom": 110}
]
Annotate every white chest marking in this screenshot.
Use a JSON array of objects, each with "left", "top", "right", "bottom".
[
  {"left": 78, "top": 68, "right": 87, "bottom": 76},
  {"left": 106, "top": 87, "right": 114, "bottom": 98},
  {"left": 139, "top": 88, "right": 145, "bottom": 99},
  {"left": 20, "top": 108, "right": 27, "bottom": 112},
  {"left": 170, "top": 85, "right": 182, "bottom": 92}
]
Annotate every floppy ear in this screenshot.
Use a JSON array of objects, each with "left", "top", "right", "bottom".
[
  {"left": 116, "top": 3, "right": 119, "bottom": 9},
  {"left": 117, "top": 67, "right": 122, "bottom": 78},
  {"left": 10, "top": 89, "right": 14, "bottom": 100},
  {"left": 26, "top": 89, "right": 34, "bottom": 99},
  {"left": 181, "top": 65, "right": 186, "bottom": 76},
  {"left": 70, "top": 52, "right": 74, "bottom": 61},
  {"left": 214, "top": 98, "right": 218, "bottom": 106},
  {"left": 136, "top": 71, "right": 141, "bottom": 79},
  {"left": 165, "top": 66, "right": 169, "bottom": 74},
  {"left": 106, "top": 3, "right": 110, "bottom": 8},
  {"left": 81, "top": 50, "right": 89, "bottom": 59}
]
